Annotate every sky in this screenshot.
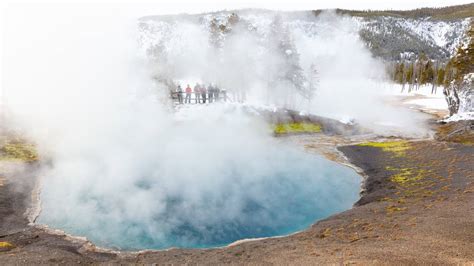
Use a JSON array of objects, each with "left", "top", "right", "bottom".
[
  {"left": 2, "top": 1, "right": 473, "bottom": 13},
  {"left": 0, "top": 0, "right": 473, "bottom": 98}
]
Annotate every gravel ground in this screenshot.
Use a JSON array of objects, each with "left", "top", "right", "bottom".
[{"left": 0, "top": 122, "right": 473, "bottom": 265}]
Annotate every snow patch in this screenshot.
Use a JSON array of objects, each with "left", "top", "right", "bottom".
[
  {"left": 405, "top": 98, "right": 448, "bottom": 110},
  {"left": 443, "top": 112, "right": 474, "bottom": 122}
]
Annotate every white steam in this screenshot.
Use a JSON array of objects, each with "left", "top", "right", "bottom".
[
  {"left": 139, "top": 10, "right": 431, "bottom": 136},
  {"left": 3, "top": 4, "right": 429, "bottom": 250}
]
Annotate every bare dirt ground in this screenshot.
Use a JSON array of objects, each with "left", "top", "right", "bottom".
[{"left": 0, "top": 120, "right": 473, "bottom": 265}]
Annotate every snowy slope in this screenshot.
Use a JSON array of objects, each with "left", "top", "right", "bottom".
[
  {"left": 355, "top": 16, "right": 471, "bottom": 60},
  {"left": 139, "top": 10, "right": 471, "bottom": 62}
]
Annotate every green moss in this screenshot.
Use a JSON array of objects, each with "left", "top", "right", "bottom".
[
  {"left": 0, "top": 140, "right": 38, "bottom": 162},
  {"left": 0, "top": 241, "right": 15, "bottom": 250},
  {"left": 387, "top": 166, "right": 429, "bottom": 186},
  {"left": 386, "top": 165, "right": 440, "bottom": 201},
  {"left": 318, "top": 228, "right": 331, "bottom": 238},
  {"left": 390, "top": 169, "right": 413, "bottom": 184},
  {"left": 273, "top": 122, "right": 322, "bottom": 135},
  {"left": 386, "top": 205, "right": 407, "bottom": 214},
  {"left": 456, "top": 139, "right": 474, "bottom": 145},
  {"left": 358, "top": 141, "right": 410, "bottom": 157}
]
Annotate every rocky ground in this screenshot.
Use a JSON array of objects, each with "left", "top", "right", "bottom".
[{"left": 0, "top": 118, "right": 473, "bottom": 264}]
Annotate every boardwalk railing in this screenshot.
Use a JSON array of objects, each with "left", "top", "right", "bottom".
[{"left": 171, "top": 91, "right": 228, "bottom": 104}]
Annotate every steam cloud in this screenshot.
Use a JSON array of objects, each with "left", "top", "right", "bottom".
[
  {"left": 3, "top": 5, "right": 427, "bottom": 249},
  {"left": 140, "top": 10, "right": 431, "bottom": 136}
]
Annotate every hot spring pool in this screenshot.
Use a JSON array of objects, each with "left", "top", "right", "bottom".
[{"left": 37, "top": 145, "right": 360, "bottom": 250}]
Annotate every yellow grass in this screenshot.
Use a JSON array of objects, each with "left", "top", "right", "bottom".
[
  {"left": 0, "top": 139, "right": 38, "bottom": 162},
  {"left": 0, "top": 241, "right": 15, "bottom": 249},
  {"left": 357, "top": 141, "right": 410, "bottom": 157},
  {"left": 274, "top": 122, "right": 322, "bottom": 135}
]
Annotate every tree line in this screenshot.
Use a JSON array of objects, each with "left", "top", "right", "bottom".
[
  {"left": 390, "top": 54, "right": 449, "bottom": 94},
  {"left": 390, "top": 20, "right": 473, "bottom": 115},
  {"left": 390, "top": 20, "right": 472, "bottom": 92},
  {"left": 328, "top": 3, "right": 474, "bottom": 20}
]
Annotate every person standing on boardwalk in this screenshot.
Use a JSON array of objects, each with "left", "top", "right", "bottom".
[
  {"left": 208, "top": 84, "right": 214, "bottom": 103},
  {"left": 194, "top": 83, "right": 201, "bottom": 104},
  {"left": 201, "top": 84, "right": 207, "bottom": 103},
  {"left": 214, "top": 85, "right": 220, "bottom": 101},
  {"left": 185, "top": 84, "right": 192, "bottom": 104},
  {"left": 221, "top": 88, "right": 227, "bottom": 102},
  {"left": 177, "top": 85, "right": 183, "bottom": 104}
]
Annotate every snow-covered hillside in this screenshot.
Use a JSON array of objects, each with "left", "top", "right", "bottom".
[
  {"left": 139, "top": 10, "right": 471, "bottom": 62},
  {"left": 356, "top": 16, "right": 470, "bottom": 60}
]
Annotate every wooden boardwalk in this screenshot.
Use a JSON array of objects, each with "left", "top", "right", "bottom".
[{"left": 171, "top": 91, "right": 228, "bottom": 104}]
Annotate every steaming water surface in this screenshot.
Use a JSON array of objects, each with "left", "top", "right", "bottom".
[
  {"left": 5, "top": 5, "right": 428, "bottom": 252},
  {"left": 38, "top": 143, "right": 360, "bottom": 250}
]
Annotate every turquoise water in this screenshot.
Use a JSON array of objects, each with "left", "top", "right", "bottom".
[{"left": 38, "top": 146, "right": 360, "bottom": 250}]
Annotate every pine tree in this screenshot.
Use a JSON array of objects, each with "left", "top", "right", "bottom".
[
  {"left": 424, "top": 60, "right": 435, "bottom": 84},
  {"left": 308, "top": 63, "right": 319, "bottom": 98},
  {"left": 268, "top": 14, "right": 312, "bottom": 107},
  {"left": 443, "top": 21, "right": 474, "bottom": 115},
  {"left": 394, "top": 62, "right": 407, "bottom": 92},
  {"left": 451, "top": 24, "right": 474, "bottom": 81},
  {"left": 396, "top": 62, "right": 405, "bottom": 83},
  {"left": 401, "top": 62, "right": 407, "bottom": 91},
  {"left": 432, "top": 63, "right": 444, "bottom": 94},
  {"left": 406, "top": 62, "right": 414, "bottom": 91},
  {"left": 436, "top": 66, "right": 445, "bottom": 86}
]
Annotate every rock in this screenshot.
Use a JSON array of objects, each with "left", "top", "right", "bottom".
[{"left": 444, "top": 73, "right": 474, "bottom": 117}]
